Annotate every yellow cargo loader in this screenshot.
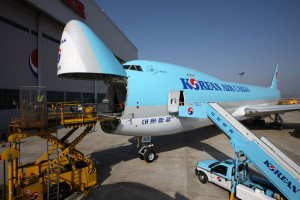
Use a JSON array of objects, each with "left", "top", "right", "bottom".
[{"left": 1, "top": 87, "right": 99, "bottom": 200}]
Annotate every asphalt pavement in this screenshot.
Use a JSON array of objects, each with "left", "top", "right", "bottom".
[{"left": 0, "top": 111, "right": 299, "bottom": 200}]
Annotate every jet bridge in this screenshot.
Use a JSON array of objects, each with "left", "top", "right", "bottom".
[{"left": 179, "top": 103, "right": 300, "bottom": 200}]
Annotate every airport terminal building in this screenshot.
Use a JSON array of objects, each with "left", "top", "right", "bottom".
[{"left": 0, "top": 0, "right": 138, "bottom": 130}]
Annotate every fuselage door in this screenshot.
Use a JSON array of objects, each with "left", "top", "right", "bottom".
[{"left": 168, "top": 90, "right": 184, "bottom": 114}]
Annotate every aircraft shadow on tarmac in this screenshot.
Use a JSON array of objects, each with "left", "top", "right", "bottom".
[
  {"left": 243, "top": 119, "right": 300, "bottom": 133},
  {"left": 245, "top": 119, "right": 300, "bottom": 140},
  {"left": 78, "top": 182, "right": 188, "bottom": 200},
  {"left": 85, "top": 119, "right": 300, "bottom": 199},
  {"left": 88, "top": 125, "right": 228, "bottom": 185},
  {"left": 88, "top": 124, "right": 265, "bottom": 186},
  {"left": 83, "top": 125, "right": 228, "bottom": 200},
  {"left": 287, "top": 124, "right": 300, "bottom": 139}
]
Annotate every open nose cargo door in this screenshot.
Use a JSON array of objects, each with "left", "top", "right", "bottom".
[
  {"left": 57, "top": 20, "right": 127, "bottom": 80},
  {"left": 57, "top": 20, "right": 128, "bottom": 133}
]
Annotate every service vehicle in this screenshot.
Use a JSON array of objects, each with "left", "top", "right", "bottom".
[
  {"left": 195, "top": 158, "right": 283, "bottom": 200},
  {"left": 191, "top": 103, "right": 299, "bottom": 200}
]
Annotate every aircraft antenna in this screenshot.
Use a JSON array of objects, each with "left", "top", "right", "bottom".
[{"left": 238, "top": 72, "right": 245, "bottom": 83}]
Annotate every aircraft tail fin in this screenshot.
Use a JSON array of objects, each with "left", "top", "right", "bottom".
[{"left": 270, "top": 64, "right": 278, "bottom": 89}]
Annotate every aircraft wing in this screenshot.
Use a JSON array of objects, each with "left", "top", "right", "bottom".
[{"left": 244, "top": 104, "right": 300, "bottom": 117}]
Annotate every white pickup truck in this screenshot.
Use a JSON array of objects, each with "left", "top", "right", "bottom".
[{"left": 195, "top": 159, "right": 283, "bottom": 200}]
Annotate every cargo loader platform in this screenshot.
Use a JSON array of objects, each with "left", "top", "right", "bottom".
[{"left": 1, "top": 87, "right": 99, "bottom": 200}]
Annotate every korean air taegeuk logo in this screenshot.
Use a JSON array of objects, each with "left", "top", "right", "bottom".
[{"left": 188, "top": 107, "right": 194, "bottom": 115}]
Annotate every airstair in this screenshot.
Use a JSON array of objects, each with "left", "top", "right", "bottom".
[{"left": 179, "top": 102, "right": 300, "bottom": 200}]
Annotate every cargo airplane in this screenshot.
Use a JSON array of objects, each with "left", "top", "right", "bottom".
[{"left": 57, "top": 20, "right": 300, "bottom": 162}]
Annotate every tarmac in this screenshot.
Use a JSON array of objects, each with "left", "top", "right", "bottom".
[{"left": 0, "top": 111, "right": 299, "bottom": 200}]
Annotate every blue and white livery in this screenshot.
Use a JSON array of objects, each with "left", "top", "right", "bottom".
[{"left": 57, "top": 20, "right": 300, "bottom": 164}]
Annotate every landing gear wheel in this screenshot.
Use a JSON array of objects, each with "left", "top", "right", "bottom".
[
  {"left": 268, "top": 122, "right": 283, "bottom": 130},
  {"left": 198, "top": 171, "right": 208, "bottom": 184},
  {"left": 276, "top": 123, "right": 283, "bottom": 130},
  {"left": 144, "top": 149, "right": 156, "bottom": 163},
  {"left": 139, "top": 153, "right": 144, "bottom": 160},
  {"left": 260, "top": 119, "right": 265, "bottom": 127},
  {"left": 268, "top": 122, "right": 276, "bottom": 129}
]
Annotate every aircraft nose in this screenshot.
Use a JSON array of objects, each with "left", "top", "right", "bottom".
[{"left": 57, "top": 20, "right": 127, "bottom": 80}]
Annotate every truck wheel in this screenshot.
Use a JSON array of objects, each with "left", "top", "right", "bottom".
[{"left": 198, "top": 171, "right": 208, "bottom": 184}]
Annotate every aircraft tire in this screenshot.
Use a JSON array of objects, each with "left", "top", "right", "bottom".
[
  {"left": 276, "top": 123, "right": 283, "bottom": 130},
  {"left": 139, "top": 153, "right": 144, "bottom": 160},
  {"left": 144, "top": 149, "right": 156, "bottom": 163},
  {"left": 260, "top": 119, "right": 265, "bottom": 127},
  {"left": 268, "top": 122, "right": 276, "bottom": 129},
  {"left": 198, "top": 171, "right": 208, "bottom": 184}
]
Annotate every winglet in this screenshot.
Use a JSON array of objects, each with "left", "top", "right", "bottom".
[{"left": 270, "top": 64, "right": 278, "bottom": 89}]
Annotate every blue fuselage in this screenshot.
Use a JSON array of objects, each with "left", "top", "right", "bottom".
[
  {"left": 113, "top": 60, "right": 280, "bottom": 136},
  {"left": 125, "top": 60, "right": 279, "bottom": 107}
]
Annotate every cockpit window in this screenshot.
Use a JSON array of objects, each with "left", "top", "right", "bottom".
[
  {"left": 136, "top": 66, "right": 143, "bottom": 71},
  {"left": 130, "top": 65, "right": 137, "bottom": 71},
  {"left": 123, "top": 65, "right": 143, "bottom": 72},
  {"left": 123, "top": 65, "right": 130, "bottom": 70}
]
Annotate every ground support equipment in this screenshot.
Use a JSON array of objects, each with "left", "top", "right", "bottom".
[
  {"left": 179, "top": 102, "right": 300, "bottom": 200},
  {"left": 1, "top": 97, "right": 99, "bottom": 200}
]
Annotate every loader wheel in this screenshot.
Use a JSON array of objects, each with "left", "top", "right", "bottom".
[
  {"left": 198, "top": 171, "right": 208, "bottom": 184},
  {"left": 48, "top": 182, "right": 70, "bottom": 200}
]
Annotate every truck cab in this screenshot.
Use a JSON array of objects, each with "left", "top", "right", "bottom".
[{"left": 195, "top": 159, "right": 244, "bottom": 191}]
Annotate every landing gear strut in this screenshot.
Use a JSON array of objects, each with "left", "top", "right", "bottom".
[
  {"left": 268, "top": 113, "right": 284, "bottom": 130},
  {"left": 138, "top": 137, "right": 156, "bottom": 163}
]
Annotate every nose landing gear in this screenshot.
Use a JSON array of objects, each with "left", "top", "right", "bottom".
[
  {"left": 138, "top": 137, "right": 156, "bottom": 163},
  {"left": 139, "top": 144, "right": 156, "bottom": 163}
]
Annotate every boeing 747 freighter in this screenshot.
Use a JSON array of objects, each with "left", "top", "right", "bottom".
[{"left": 57, "top": 20, "right": 300, "bottom": 163}]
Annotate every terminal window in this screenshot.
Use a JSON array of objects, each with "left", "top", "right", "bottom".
[
  {"left": 66, "top": 92, "right": 81, "bottom": 102},
  {"left": 0, "top": 89, "right": 19, "bottom": 110},
  {"left": 82, "top": 93, "right": 94, "bottom": 103},
  {"left": 47, "top": 91, "right": 64, "bottom": 103},
  {"left": 0, "top": 89, "right": 105, "bottom": 109}
]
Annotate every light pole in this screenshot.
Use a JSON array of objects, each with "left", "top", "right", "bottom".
[{"left": 239, "top": 72, "right": 245, "bottom": 83}]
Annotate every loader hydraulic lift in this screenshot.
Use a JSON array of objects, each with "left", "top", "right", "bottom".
[
  {"left": 1, "top": 87, "right": 99, "bottom": 200},
  {"left": 179, "top": 102, "right": 300, "bottom": 200}
]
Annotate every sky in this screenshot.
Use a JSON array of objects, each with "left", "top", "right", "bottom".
[{"left": 95, "top": 0, "right": 300, "bottom": 96}]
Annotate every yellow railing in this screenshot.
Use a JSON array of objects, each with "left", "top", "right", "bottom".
[{"left": 47, "top": 102, "right": 98, "bottom": 125}]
